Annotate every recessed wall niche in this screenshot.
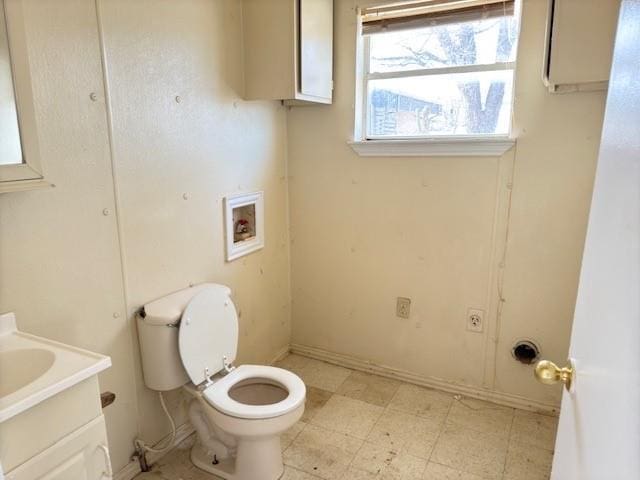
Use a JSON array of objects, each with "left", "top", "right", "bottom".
[{"left": 224, "top": 191, "right": 264, "bottom": 261}]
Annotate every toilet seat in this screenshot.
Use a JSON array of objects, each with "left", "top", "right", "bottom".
[{"left": 203, "top": 365, "right": 306, "bottom": 420}]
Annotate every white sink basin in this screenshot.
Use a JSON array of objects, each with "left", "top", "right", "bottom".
[
  {"left": 0, "top": 312, "right": 111, "bottom": 423},
  {"left": 0, "top": 348, "right": 55, "bottom": 398}
]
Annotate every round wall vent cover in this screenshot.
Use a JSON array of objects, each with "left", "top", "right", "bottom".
[{"left": 511, "top": 340, "right": 540, "bottom": 365}]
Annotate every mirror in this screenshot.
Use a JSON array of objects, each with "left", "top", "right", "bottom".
[
  {"left": 0, "top": 0, "right": 22, "bottom": 166},
  {"left": 0, "top": 0, "right": 46, "bottom": 192}
]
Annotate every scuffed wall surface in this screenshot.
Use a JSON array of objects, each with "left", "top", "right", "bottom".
[
  {"left": 0, "top": 0, "right": 610, "bottom": 472},
  {"left": 0, "top": 0, "right": 138, "bottom": 469},
  {"left": 0, "top": 0, "right": 291, "bottom": 471},
  {"left": 99, "top": 0, "right": 291, "bottom": 450},
  {"left": 287, "top": 0, "right": 605, "bottom": 407}
]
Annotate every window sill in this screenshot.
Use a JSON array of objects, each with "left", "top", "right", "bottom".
[
  {"left": 0, "top": 178, "right": 53, "bottom": 194},
  {"left": 348, "top": 137, "right": 515, "bottom": 157}
]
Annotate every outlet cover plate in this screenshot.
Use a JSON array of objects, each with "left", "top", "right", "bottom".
[
  {"left": 467, "top": 308, "right": 484, "bottom": 333},
  {"left": 396, "top": 297, "right": 411, "bottom": 319}
]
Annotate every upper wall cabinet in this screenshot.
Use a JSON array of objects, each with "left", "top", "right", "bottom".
[
  {"left": 242, "top": 0, "right": 333, "bottom": 105},
  {"left": 543, "top": 0, "right": 621, "bottom": 93}
]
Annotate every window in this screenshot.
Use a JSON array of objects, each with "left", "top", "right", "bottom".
[{"left": 358, "top": 0, "right": 520, "bottom": 141}]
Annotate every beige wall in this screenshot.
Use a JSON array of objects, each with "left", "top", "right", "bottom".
[
  {"left": 0, "top": 0, "right": 611, "bottom": 473},
  {"left": 287, "top": 0, "right": 606, "bottom": 409},
  {"left": 0, "top": 0, "right": 290, "bottom": 472}
]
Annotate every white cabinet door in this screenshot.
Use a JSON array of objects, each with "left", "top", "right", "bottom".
[
  {"left": 35, "top": 452, "right": 90, "bottom": 480},
  {"left": 547, "top": 2, "right": 640, "bottom": 478},
  {"left": 7, "top": 416, "right": 112, "bottom": 480},
  {"left": 299, "top": 0, "right": 333, "bottom": 100},
  {"left": 545, "top": 0, "right": 620, "bottom": 90}
]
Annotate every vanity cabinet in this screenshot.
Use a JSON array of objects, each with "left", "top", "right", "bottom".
[
  {"left": 2, "top": 376, "right": 112, "bottom": 480},
  {"left": 1, "top": 312, "right": 113, "bottom": 479},
  {"left": 242, "top": 0, "right": 333, "bottom": 105},
  {"left": 6, "top": 416, "right": 111, "bottom": 480},
  {"left": 543, "top": 0, "right": 621, "bottom": 92}
]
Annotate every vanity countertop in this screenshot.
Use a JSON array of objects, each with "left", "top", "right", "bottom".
[{"left": 0, "top": 312, "right": 111, "bottom": 423}]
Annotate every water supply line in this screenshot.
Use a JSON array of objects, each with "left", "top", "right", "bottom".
[{"left": 133, "top": 391, "right": 177, "bottom": 471}]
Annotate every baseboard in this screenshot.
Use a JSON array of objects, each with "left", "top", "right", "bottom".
[
  {"left": 290, "top": 343, "right": 559, "bottom": 415},
  {"left": 114, "top": 343, "right": 550, "bottom": 480},
  {"left": 270, "top": 344, "right": 292, "bottom": 365},
  {"left": 113, "top": 422, "right": 195, "bottom": 480}
]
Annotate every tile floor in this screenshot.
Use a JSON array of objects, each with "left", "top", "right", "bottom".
[{"left": 135, "top": 354, "right": 558, "bottom": 480}]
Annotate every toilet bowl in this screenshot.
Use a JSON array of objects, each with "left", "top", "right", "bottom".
[
  {"left": 188, "top": 365, "right": 305, "bottom": 478},
  {"left": 137, "top": 284, "right": 306, "bottom": 480}
]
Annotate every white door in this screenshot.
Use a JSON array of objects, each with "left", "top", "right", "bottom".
[{"left": 541, "top": 1, "right": 640, "bottom": 478}]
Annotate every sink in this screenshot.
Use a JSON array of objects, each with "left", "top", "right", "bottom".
[
  {"left": 0, "top": 311, "right": 112, "bottom": 474},
  {"left": 0, "top": 311, "right": 111, "bottom": 423},
  {"left": 0, "top": 348, "right": 55, "bottom": 398}
]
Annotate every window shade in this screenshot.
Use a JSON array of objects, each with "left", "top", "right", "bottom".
[{"left": 361, "top": 0, "right": 515, "bottom": 35}]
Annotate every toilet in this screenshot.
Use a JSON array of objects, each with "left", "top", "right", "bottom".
[{"left": 137, "top": 283, "right": 306, "bottom": 480}]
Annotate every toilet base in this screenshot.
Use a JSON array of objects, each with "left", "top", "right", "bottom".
[
  {"left": 191, "top": 438, "right": 284, "bottom": 480},
  {"left": 191, "top": 441, "right": 237, "bottom": 478}
]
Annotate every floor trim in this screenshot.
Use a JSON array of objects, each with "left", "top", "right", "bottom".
[
  {"left": 113, "top": 422, "right": 195, "bottom": 480},
  {"left": 270, "top": 344, "right": 292, "bottom": 365},
  {"left": 290, "top": 343, "right": 559, "bottom": 415}
]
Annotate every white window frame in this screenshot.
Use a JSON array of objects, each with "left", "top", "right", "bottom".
[{"left": 350, "top": 8, "right": 518, "bottom": 157}]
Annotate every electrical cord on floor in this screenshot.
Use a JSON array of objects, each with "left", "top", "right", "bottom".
[{"left": 134, "top": 391, "right": 177, "bottom": 455}]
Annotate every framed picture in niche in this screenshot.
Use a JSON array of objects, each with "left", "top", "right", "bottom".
[{"left": 224, "top": 191, "right": 264, "bottom": 261}]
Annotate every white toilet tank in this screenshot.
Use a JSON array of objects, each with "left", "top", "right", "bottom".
[{"left": 137, "top": 284, "right": 215, "bottom": 391}]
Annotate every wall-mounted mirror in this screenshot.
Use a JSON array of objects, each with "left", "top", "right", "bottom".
[
  {"left": 0, "top": 0, "right": 45, "bottom": 192},
  {"left": 0, "top": 1, "right": 22, "bottom": 167}
]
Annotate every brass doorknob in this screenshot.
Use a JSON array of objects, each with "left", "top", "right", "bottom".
[{"left": 534, "top": 359, "right": 574, "bottom": 391}]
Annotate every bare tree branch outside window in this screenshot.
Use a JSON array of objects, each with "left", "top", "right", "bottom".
[{"left": 366, "top": 15, "right": 519, "bottom": 137}]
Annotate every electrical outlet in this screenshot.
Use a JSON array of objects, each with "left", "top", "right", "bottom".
[
  {"left": 396, "top": 297, "right": 411, "bottom": 319},
  {"left": 467, "top": 308, "right": 484, "bottom": 333}
]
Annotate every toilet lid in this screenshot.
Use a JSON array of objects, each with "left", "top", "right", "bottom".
[{"left": 178, "top": 284, "right": 238, "bottom": 385}]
